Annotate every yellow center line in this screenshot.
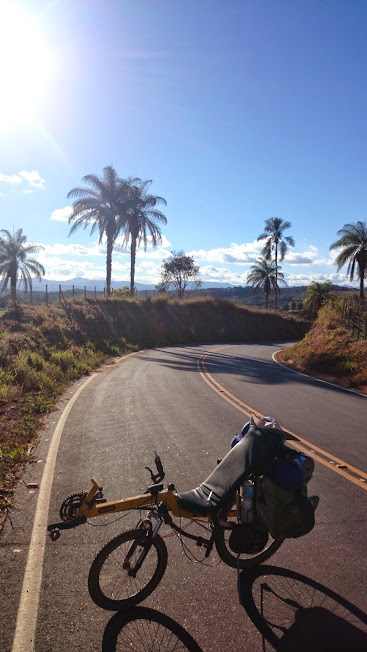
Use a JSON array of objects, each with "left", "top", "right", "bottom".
[{"left": 198, "top": 349, "right": 367, "bottom": 491}]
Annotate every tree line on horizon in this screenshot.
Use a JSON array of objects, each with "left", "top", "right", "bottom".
[{"left": 0, "top": 164, "right": 366, "bottom": 304}]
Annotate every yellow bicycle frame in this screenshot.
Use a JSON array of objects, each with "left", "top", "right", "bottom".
[{"left": 76, "top": 478, "right": 236, "bottom": 522}]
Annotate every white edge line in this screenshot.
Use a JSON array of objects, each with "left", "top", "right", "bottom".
[
  {"left": 11, "top": 352, "right": 138, "bottom": 652},
  {"left": 11, "top": 372, "right": 97, "bottom": 652},
  {"left": 272, "top": 350, "right": 367, "bottom": 399}
]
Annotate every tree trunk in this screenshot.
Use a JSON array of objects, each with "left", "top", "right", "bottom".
[
  {"left": 10, "top": 266, "right": 17, "bottom": 302},
  {"left": 274, "top": 241, "right": 279, "bottom": 310},
  {"left": 106, "top": 234, "right": 113, "bottom": 297},
  {"left": 357, "top": 252, "right": 365, "bottom": 300},
  {"left": 11, "top": 278, "right": 16, "bottom": 301},
  {"left": 130, "top": 236, "right": 137, "bottom": 296},
  {"left": 264, "top": 278, "right": 270, "bottom": 309}
]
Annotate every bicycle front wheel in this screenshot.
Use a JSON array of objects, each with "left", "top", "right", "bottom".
[{"left": 88, "top": 528, "right": 168, "bottom": 611}]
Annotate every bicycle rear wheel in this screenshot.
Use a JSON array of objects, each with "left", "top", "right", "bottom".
[
  {"left": 215, "top": 502, "right": 284, "bottom": 569},
  {"left": 88, "top": 528, "right": 168, "bottom": 611}
]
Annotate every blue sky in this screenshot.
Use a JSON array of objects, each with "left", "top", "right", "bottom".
[{"left": 0, "top": 0, "right": 366, "bottom": 288}]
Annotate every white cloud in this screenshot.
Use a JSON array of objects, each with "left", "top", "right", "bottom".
[
  {"left": 37, "top": 256, "right": 105, "bottom": 280},
  {"left": 0, "top": 169, "right": 45, "bottom": 190},
  {"left": 189, "top": 241, "right": 262, "bottom": 265},
  {"left": 51, "top": 206, "right": 73, "bottom": 222},
  {"left": 0, "top": 173, "right": 23, "bottom": 184},
  {"left": 40, "top": 242, "right": 105, "bottom": 257},
  {"left": 199, "top": 265, "right": 249, "bottom": 285},
  {"left": 187, "top": 242, "right": 327, "bottom": 268},
  {"left": 286, "top": 246, "right": 319, "bottom": 265},
  {"left": 114, "top": 233, "right": 171, "bottom": 260},
  {"left": 18, "top": 170, "right": 45, "bottom": 189},
  {"left": 283, "top": 271, "right": 358, "bottom": 287},
  {"left": 39, "top": 257, "right": 162, "bottom": 285}
]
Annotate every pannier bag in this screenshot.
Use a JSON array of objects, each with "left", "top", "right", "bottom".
[{"left": 256, "top": 452, "right": 318, "bottom": 539}]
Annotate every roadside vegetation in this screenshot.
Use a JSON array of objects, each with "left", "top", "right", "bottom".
[
  {"left": 278, "top": 301, "right": 367, "bottom": 391},
  {"left": 156, "top": 250, "right": 202, "bottom": 297},
  {"left": 0, "top": 295, "right": 308, "bottom": 517}
]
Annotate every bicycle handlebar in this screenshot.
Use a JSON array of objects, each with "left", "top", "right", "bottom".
[{"left": 145, "top": 450, "right": 165, "bottom": 484}]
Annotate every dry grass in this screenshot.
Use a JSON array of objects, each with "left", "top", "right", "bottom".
[{"left": 279, "top": 302, "right": 367, "bottom": 392}]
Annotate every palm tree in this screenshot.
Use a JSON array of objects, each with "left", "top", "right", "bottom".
[
  {"left": 0, "top": 229, "right": 45, "bottom": 301},
  {"left": 246, "top": 257, "right": 287, "bottom": 308},
  {"left": 67, "top": 166, "right": 122, "bottom": 296},
  {"left": 118, "top": 178, "right": 167, "bottom": 295},
  {"left": 257, "top": 217, "right": 294, "bottom": 309},
  {"left": 329, "top": 221, "right": 367, "bottom": 299},
  {"left": 303, "top": 281, "right": 334, "bottom": 317}
]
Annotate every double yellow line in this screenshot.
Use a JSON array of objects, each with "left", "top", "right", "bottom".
[{"left": 198, "top": 349, "right": 367, "bottom": 492}]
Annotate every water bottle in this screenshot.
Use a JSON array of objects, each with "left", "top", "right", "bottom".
[{"left": 241, "top": 479, "right": 254, "bottom": 524}]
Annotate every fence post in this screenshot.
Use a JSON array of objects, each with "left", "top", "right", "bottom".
[
  {"left": 84, "top": 286, "right": 87, "bottom": 299},
  {"left": 72, "top": 284, "right": 75, "bottom": 299},
  {"left": 46, "top": 284, "right": 48, "bottom": 307},
  {"left": 59, "top": 285, "right": 62, "bottom": 305},
  {"left": 30, "top": 285, "right": 33, "bottom": 306},
  {"left": 94, "top": 286, "right": 96, "bottom": 299}
]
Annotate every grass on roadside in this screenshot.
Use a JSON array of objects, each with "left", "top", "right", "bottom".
[{"left": 278, "top": 302, "right": 367, "bottom": 390}]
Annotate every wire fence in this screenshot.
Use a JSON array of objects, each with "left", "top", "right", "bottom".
[
  {"left": 0, "top": 285, "right": 103, "bottom": 307},
  {"left": 0, "top": 285, "right": 157, "bottom": 308},
  {"left": 341, "top": 297, "right": 367, "bottom": 340}
]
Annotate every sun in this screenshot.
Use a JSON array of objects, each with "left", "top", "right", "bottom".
[{"left": 0, "top": 2, "right": 52, "bottom": 130}]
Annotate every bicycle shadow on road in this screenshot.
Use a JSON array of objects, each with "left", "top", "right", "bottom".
[
  {"left": 239, "top": 564, "right": 367, "bottom": 651},
  {"left": 101, "top": 606, "right": 203, "bottom": 652}
]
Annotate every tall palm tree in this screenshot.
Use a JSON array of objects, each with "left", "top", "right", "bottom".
[
  {"left": 0, "top": 229, "right": 45, "bottom": 301},
  {"left": 246, "top": 256, "right": 287, "bottom": 308},
  {"left": 67, "top": 166, "right": 122, "bottom": 296},
  {"left": 329, "top": 221, "right": 367, "bottom": 299},
  {"left": 303, "top": 281, "right": 334, "bottom": 317},
  {"left": 257, "top": 217, "right": 294, "bottom": 309},
  {"left": 118, "top": 178, "right": 167, "bottom": 295}
]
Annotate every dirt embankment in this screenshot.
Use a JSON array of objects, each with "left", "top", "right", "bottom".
[{"left": 278, "top": 304, "right": 367, "bottom": 395}]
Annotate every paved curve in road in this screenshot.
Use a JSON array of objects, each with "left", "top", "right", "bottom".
[{"left": 1, "top": 342, "right": 367, "bottom": 651}]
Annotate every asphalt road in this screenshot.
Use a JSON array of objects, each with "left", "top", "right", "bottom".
[{"left": 1, "top": 342, "right": 367, "bottom": 652}]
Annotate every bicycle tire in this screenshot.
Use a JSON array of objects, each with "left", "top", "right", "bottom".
[
  {"left": 102, "top": 607, "right": 203, "bottom": 652},
  {"left": 215, "top": 503, "right": 284, "bottom": 569},
  {"left": 88, "top": 528, "right": 168, "bottom": 611}
]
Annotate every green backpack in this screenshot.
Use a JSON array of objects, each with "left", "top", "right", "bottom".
[{"left": 256, "top": 470, "right": 318, "bottom": 540}]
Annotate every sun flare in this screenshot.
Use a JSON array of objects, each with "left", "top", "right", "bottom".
[{"left": 0, "top": 2, "right": 53, "bottom": 130}]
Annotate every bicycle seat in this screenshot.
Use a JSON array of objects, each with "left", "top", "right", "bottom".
[{"left": 176, "top": 426, "right": 286, "bottom": 516}]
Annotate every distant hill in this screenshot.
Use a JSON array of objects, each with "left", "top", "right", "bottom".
[
  {"left": 33, "top": 276, "right": 232, "bottom": 292},
  {"left": 29, "top": 277, "right": 234, "bottom": 292},
  {"left": 30, "top": 277, "right": 153, "bottom": 292},
  {"left": 194, "top": 284, "right": 356, "bottom": 309}
]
